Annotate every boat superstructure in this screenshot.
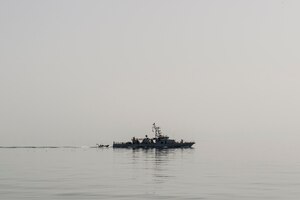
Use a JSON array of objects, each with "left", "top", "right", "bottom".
[{"left": 113, "top": 123, "right": 195, "bottom": 148}]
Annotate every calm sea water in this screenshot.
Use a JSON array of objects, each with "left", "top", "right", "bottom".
[{"left": 1, "top": 145, "right": 300, "bottom": 200}]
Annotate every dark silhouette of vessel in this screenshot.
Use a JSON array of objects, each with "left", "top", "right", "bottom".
[
  {"left": 96, "top": 144, "right": 109, "bottom": 148},
  {"left": 113, "top": 123, "right": 195, "bottom": 148}
]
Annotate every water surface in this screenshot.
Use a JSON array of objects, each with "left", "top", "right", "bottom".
[{"left": 0, "top": 146, "right": 299, "bottom": 199}]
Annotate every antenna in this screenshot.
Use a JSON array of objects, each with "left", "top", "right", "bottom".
[{"left": 152, "top": 123, "right": 162, "bottom": 138}]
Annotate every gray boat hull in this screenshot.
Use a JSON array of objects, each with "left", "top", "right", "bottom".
[{"left": 113, "top": 142, "right": 194, "bottom": 149}]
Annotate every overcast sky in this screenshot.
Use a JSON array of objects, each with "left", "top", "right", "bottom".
[{"left": 0, "top": 0, "right": 300, "bottom": 154}]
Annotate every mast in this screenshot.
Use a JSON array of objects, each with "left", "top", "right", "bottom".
[{"left": 152, "top": 123, "right": 162, "bottom": 138}]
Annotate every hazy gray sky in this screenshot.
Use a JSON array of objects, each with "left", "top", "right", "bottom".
[{"left": 0, "top": 0, "right": 300, "bottom": 153}]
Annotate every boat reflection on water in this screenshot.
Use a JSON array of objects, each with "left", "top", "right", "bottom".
[{"left": 126, "top": 148, "right": 195, "bottom": 184}]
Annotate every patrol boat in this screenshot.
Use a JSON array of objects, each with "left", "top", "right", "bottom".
[{"left": 113, "top": 123, "right": 195, "bottom": 148}]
